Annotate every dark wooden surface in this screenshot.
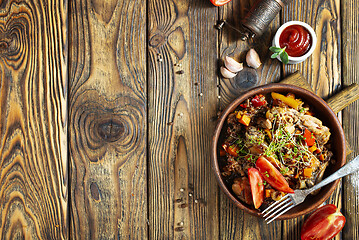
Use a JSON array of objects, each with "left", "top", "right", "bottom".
[{"left": 0, "top": 0, "right": 358, "bottom": 239}]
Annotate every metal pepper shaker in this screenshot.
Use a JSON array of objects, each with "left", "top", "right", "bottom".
[
  {"left": 241, "top": 0, "right": 292, "bottom": 40},
  {"left": 216, "top": 0, "right": 292, "bottom": 40}
]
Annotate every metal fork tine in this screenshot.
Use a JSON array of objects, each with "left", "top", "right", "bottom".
[
  {"left": 263, "top": 198, "right": 291, "bottom": 218},
  {"left": 266, "top": 204, "right": 296, "bottom": 224},
  {"left": 262, "top": 195, "right": 290, "bottom": 217},
  {"left": 262, "top": 197, "right": 291, "bottom": 218},
  {"left": 262, "top": 194, "right": 289, "bottom": 214},
  {"left": 264, "top": 200, "right": 293, "bottom": 221}
]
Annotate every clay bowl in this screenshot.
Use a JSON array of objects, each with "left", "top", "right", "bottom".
[{"left": 211, "top": 83, "right": 346, "bottom": 220}]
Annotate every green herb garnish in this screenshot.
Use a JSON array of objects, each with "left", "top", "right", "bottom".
[
  {"left": 281, "top": 167, "right": 289, "bottom": 174},
  {"left": 269, "top": 46, "right": 289, "bottom": 64}
]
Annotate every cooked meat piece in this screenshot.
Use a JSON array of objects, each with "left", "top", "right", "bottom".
[
  {"left": 222, "top": 158, "right": 244, "bottom": 177},
  {"left": 257, "top": 118, "right": 272, "bottom": 129},
  {"left": 300, "top": 115, "right": 331, "bottom": 145},
  {"left": 232, "top": 177, "right": 253, "bottom": 205},
  {"left": 227, "top": 112, "right": 237, "bottom": 125}
]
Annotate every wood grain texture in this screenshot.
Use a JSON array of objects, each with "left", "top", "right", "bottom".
[
  {"left": 68, "top": 0, "right": 147, "bottom": 239},
  {"left": 342, "top": 0, "right": 359, "bottom": 238},
  {"left": 282, "top": 0, "right": 342, "bottom": 239},
  {"left": 218, "top": 0, "right": 281, "bottom": 110},
  {"left": 148, "top": 0, "right": 219, "bottom": 239},
  {"left": 326, "top": 83, "right": 359, "bottom": 113},
  {"left": 0, "top": 0, "right": 68, "bottom": 239},
  {"left": 282, "top": 0, "right": 341, "bottom": 99},
  {"left": 218, "top": 1, "right": 282, "bottom": 239},
  {"left": 280, "top": 71, "right": 312, "bottom": 91}
]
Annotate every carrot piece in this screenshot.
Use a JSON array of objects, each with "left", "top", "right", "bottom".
[
  {"left": 271, "top": 92, "right": 301, "bottom": 109},
  {"left": 224, "top": 144, "right": 239, "bottom": 157},
  {"left": 308, "top": 144, "right": 317, "bottom": 153},
  {"left": 314, "top": 148, "right": 322, "bottom": 154},
  {"left": 303, "top": 128, "right": 316, "bottom": 146},
  {"left": 303, "top": 168, "right": 313, "bottom": 178},
  {"left": 265, "top": 189, "right": 274, "bottom": 198},
  {"left": 238, "top": 114, "right": 251, "bottom": 126},
  {"left": 319, "top": 154, "right": 325, "bottom": 161}
]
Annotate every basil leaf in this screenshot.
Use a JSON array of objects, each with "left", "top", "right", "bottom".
[
  {"left": 269, "top": 46, "right": 282, "bottom": 53},
  {"left": 280, "top": 51, "right": 289, "bottom": 64},
  {"left": 271, "top": 53, "right": 279, "bottom": 59}
]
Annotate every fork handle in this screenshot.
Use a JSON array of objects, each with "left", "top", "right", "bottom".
[{"left": 308, "top": 155, "right": 359, "bottom": 193}]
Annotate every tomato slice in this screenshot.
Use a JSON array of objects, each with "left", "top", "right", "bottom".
[
  {"left": 301, "top": 204, "right": 346, "bottom": 240},
  {"left": 210, "top": 0, "right": 232, "bottom": 6},
  {"left": 248, "top": 168, "right": 264, "bottom": 209},
  {"left": 255, "top": 156, "right": 294, "bottom": 193}
]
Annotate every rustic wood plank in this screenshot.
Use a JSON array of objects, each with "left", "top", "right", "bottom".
[
  {"left": 68, "top": 0, "right": 147, "bottom": 238},
  {"left": 282, "top": 0, "right": 342, "bottom": 239},
  {"left": 218, "top": 0, "right": 282, "bottom": 110},
  {"left": 0, "top": 0, "right": 68, "bottom": 238},
  {"left": 280, "top": 71, "right": 312, "bottom": 91},
  {"left": 342, "top": 0, "right": 359, "bottom": 238},
  {"left": 282, "top": 0, "right": 341, "bottom": 99},
  {"left": 218, "top": 1, "right": 282, "bottom": 239},
  {"left": 326, "top": 83, "right": 359, "bottom": 113},
  {"left": 148, "top": 0, "right": 219, "bottom": 239}
]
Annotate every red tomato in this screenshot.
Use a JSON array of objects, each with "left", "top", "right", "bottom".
[
  {"left": 301, "top": 204, "right": 346, "bottom": 240},
  {"left": 251, "top": 94, "right": 267, "bottom": 108},
  {"left": 248, "top": 168, "right": 264, "bottom": 209},
  {"left": 210, "top": 0, "right": 232, "bottom": 6},
  {"left": 240, "top": 103, "right": 248, "bottom": 108},
  {"left": 303, "top": 128, "right": 316, "bottom": 146},
  {"left": 255, "top": 156, "right": 294, "bottom": 193}
]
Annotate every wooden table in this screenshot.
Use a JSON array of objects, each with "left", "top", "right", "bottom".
[{"left": 0, "top": 0, "right": 358, "bottom": 239}]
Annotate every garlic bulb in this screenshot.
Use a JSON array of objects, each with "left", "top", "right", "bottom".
[
  {"left": 246, "top": 49, "right": 262, "bottom": 69},
  {"left": 220, "top": 66, "right": 237, "bottom": 79},
  {"left": 224, "top": 56, "right": 243, "bottom": 73}
]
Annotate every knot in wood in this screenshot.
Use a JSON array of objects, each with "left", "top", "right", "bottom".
[
  {"left": 0, "top": 41, "right": 8, "bottom": 52},
  {"left": 0, "top": 35, "right": 14, "bottom": 55},
  {"left": 97, "top": 119, "right": 124, "bottom": 142},
  {"left": 90, "top": 182, "right": 101, "bottom": 202},
  {"left": 0, "top": 10, "right": 29, "bottom": 63},
  {"left": 149, "top": 33, "right": 166, "bottom": 48}
]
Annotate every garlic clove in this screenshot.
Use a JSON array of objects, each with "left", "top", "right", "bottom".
[
  {"left": 220, "top": 66, "right": 237, "bottom": 79},
  {"left": 224, "top": 56, "right": 243, "bottom": 73},
  {"left": 246, "top": 49, "right": 262, "bottom": 69}
]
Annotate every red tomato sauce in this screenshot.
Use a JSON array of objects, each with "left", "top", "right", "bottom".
[{"left": 279, "top": 25, "right": 312, "bottom": 57}]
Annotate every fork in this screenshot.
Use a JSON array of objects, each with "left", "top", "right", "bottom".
[{"left": 262, "top": 154, "right": 359, "bottom": 224}]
